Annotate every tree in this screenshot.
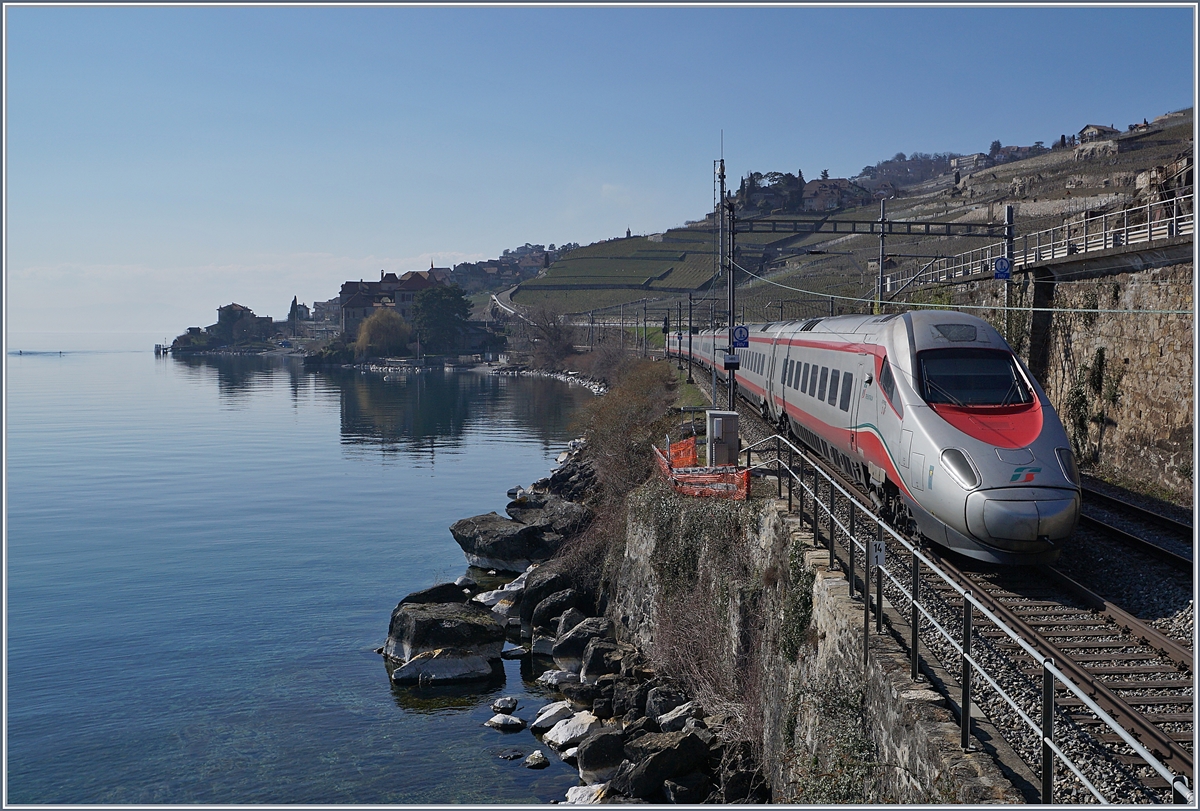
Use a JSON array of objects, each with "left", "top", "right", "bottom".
[
  {"left": 288, "top": 296, "right": 299, "bottom": 337},
  {"left": 989, "top": 140, "right": 1002, "bottom": 157},
  {"left": 516, "top": 304, "right": 577, "bottom": 369},
  {"left": 412, "top": 284, "right": 471, "bottom": 355},
  {"left": 820, "top": 169, "right": 829, "bottom": 180},
  {"left": 355, "top": 308, "right": 411, "bottom": 359}
]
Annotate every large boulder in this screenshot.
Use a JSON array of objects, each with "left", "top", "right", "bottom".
[
  {"left": 531, "top": 700, "right": 575, "bottom": 733},
  {"left": 547, "top": 454, "right": 598, "bottom": 502},
  {"left": 543, "top": 711, "right": 603, "bottom": 750},
  {"left": 645, "top": 684, "right": 688, "bottom": 722},
  {"left": 389, "top": 648, "right": 496, "bottom": 685},
  {"left": 612, "top": 678, "right": 652, "bottom": 719},
  {"left": 519, "top": 565, "right": 576, "bottom": 635},
  {"left": 449, "top": 513, "right": 555, "bottom": 572},
  {"left": 505, "top": 493, "right": 593, "bottom": 538},
  {"left": 383, "top": 601, "right": 505, "bottom": 663},
  {"left": 552, "top": 617, "right": 614, "bottom": 672},
  {"left": 579, "top": 638, "right": 622, "bottom": 683},
  {"left": 398, "top": 582, "right": 469, "bottom": 605},
  {"left": 560, "top": 681, "right": 601, "bottom": 711},
  {"left": 611, "top": 730, "right": 710, "bottom": 801},
  {"left": 557, "top": 607, "right": 588, "bottom": 637},
  {"left": 656, "top": 701, "right": 700, "bottom": 733},
  {"left": 532, "top": 588, "right": 580, "bottom": 631},
  {"left": 576, "top": 729, "right": 626, "bottom": 785}
]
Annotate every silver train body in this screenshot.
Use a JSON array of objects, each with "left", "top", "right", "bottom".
[{"left": 671, "top": 310, "right": 1081, "bottom": 564}]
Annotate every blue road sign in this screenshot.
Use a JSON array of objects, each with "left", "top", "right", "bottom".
[
  {"left": 732, "top": 325, "right": 750, "bottom": 348},
  {"left": 993, "top": 257, "right": 1012, "bottom": 280}
]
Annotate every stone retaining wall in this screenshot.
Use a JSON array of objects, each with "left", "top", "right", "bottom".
[
  {"left": 611, "top": 490, "right": 1021, "bottom": 803},
  {"left": 900, "top": 259, "right": 1193, "bottom": 503}
]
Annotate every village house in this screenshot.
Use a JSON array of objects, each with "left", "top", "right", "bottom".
[
  {"left": 207, "top": 303, "right": 274, "bottom": 343},
  {"left": 1078, "top": 124, "right": 1120, "bottom": 143},
  {"left": 951, "top": 153, "right": 990, "bottom": 172},
  {"left": 338, "top": 269, "right": 447, "bottom": 339},
  {"left": 800, "top": 178, "right": 873, "bottom": 212}
]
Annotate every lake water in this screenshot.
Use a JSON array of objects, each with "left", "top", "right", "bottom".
[{"left": 5, "top": 347, "right": 596, "bottom": 803}]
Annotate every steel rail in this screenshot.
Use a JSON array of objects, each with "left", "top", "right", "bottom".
[
  {"left": 933, "top": 554, "right": 1195, "bottom": 781},
  {"left": 1081, "top": 485, "right": 1194, "bottom": 539},
  {"left": 1078, "top": 513, "right": 1193, "bottom": 571}
]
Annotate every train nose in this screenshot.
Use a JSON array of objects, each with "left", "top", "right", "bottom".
[{"left": 965, "top": 487, "right": 1080, "bottom": 545}]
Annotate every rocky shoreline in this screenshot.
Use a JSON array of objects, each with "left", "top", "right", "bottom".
[{"left": 379, "top": 439, "right": 767, "bottom": 804}]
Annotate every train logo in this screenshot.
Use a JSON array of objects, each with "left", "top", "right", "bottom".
[{"left": 1010, "top": 466, "right": 1041, "bottom": 483}]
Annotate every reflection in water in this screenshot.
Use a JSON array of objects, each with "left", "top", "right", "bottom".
[
  {"left": 170, "top": 356, "right": 595, "bottom": 461},
  {"left": 387, "top": 665, "right": 507, "bottom": 713}
]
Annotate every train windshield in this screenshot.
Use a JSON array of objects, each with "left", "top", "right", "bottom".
[{"left": 917, "top": 348, "right": 1033, "bottom": 407}]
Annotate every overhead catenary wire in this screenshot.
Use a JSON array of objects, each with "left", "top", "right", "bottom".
[{"left": 730, "top": 261, "right": 1194, "bottom": 316}]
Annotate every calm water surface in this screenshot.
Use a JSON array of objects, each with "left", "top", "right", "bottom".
[{"left": 6, "top": 349, "right": 595, "bottom": 803}]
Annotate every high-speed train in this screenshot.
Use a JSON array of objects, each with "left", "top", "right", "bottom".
[{"left": 670, "top": 310, "right": 1081, "bottom": 564}]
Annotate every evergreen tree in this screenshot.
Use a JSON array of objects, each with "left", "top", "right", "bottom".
[{"left": 412, "top": 284, "right": 471, "bottom": 355}]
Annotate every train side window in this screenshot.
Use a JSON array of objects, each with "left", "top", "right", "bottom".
[
  {"left": 800, "top": 362, "right": 810, "bottom": 392},
  {"left": 827, "top": 370, "right": 840, "bottom": 405},
  {"left": 781, "top": 357, "right": 789, "bottom": 385},
  {"left": 839, "top": 374, "right": 854, "bottom": 411},
  {"left": 791, "top": 361, "right": 801, "bottom": 389},
  {"left": 817, "top": 367, "right": 829, "bottom": 400},
  {"left": 879, "top": 358, "right": 903, "bottom": 416},
  {"left": 787, "top": 359, "right": 797, "bottom": 388}
]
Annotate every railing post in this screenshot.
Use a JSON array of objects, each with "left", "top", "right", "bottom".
[
  {"left": 1172, "top": 776, "right": 1190, "bottom": 803},
  {"left": 1042, "top": 658, "right": 1055, "bottom": 803},
  {"left": 787, "top": 447, "right": 794, "bottom": 511},
  {"left": 863, "top": 527, "right": 873, "bottom": 669},
  {"left": 875, "top": 546, "right": 883, "bottom": 634},
  {"left": 848, "top": 506, "right": 856, "bottom": 598},
  {"left": 814, "top": 475, "right": 823, "bottom": 551},
  {"left": 961, "top": 592, "right": 973, "bottom": 749},
  {"left": 828, "top": 488, "right": 837, "bottom": 569},
  {"left": 911, "top": 551, "right": 920, "bottom": 681},
  {"left": 776, "top": 440, "right": 782, "bottom": 499}
]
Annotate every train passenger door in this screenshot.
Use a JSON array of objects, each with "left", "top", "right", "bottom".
[{"left": 849, "top": 355, "right": 870, "bottom": 452}]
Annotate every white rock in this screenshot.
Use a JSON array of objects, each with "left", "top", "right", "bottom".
[
  {"left": 543, "top": 711, "right": 602, "bottom": 749},
  {"left": 484, "top": 713, "right": 526, "bottom": 731},
  {"left": 556, "top": 451, "right": 570, "bottom": 463},
  {"left": 531, "top": 634, "right": 556, "bottom": 655},
  {"left": 390, "top": 649, "right": 493, "bottom": 685},
  {"left": 491, "top": 696, "right": 519, "bottom": 713},
  {"left": 473, "top": 588, "right": 508, "bottom": 607},
  {"left": 536, "top": 669, "right": 580, "bottom": 688},
  {"left": 531, "top": 700, "right": 574, "bottom": 732},
  {"left": 561, "top": 746, "right": 579, "bottom": 764},
  {"left": 523, "top": 750, "right": 549, "bottom": 769},
  {"left": 565, "top": 783, "right": 607, "bottom": 804},
  {"left": 454, "top": 575, "right": 476, "bottom": 589}
]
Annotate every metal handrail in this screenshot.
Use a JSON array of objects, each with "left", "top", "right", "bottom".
[
  {"left": 742, "top": 433, "right": 1193, "bottom": 804},
  {"left": 889, "top": 192, "right": 1194, "bottom": 292}
]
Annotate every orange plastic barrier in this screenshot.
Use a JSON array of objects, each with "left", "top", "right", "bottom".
[
  {"left": 668, "top": 437, "right": 699, "bottom": 468},
  {"left": 653, "top": 446, "right": 750, "bottom": 500}
]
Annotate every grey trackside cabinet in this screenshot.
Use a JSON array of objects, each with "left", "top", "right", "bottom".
[{"left": 705, "top": 410, "right": 740, "bottom": 467}]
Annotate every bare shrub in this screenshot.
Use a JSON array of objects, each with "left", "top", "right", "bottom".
[
  {"left": 576, "top": 359, "right": 677, "bottom": 502},
  {"left": 511, "top": 304, "right": 578, "bottom": 370}
]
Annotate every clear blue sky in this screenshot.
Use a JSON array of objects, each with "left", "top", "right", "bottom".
[{"left": 5, "top": 4, "right": 1195, "bottom": 342}]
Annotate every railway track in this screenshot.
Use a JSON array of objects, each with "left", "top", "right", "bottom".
[
  {"left": 1080, "top": 486, "right": 1194, "bottom": 570},
  {"left": 703, "top": 375, "right": 1194, "bottom": 801}
]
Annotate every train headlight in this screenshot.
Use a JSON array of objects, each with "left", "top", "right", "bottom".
[
  {"left": 940, "top": 448, "right": 980, "bottom": 491},
  {"left": 1056, "top": 447, "right": 1081, "bottom": 486}
]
